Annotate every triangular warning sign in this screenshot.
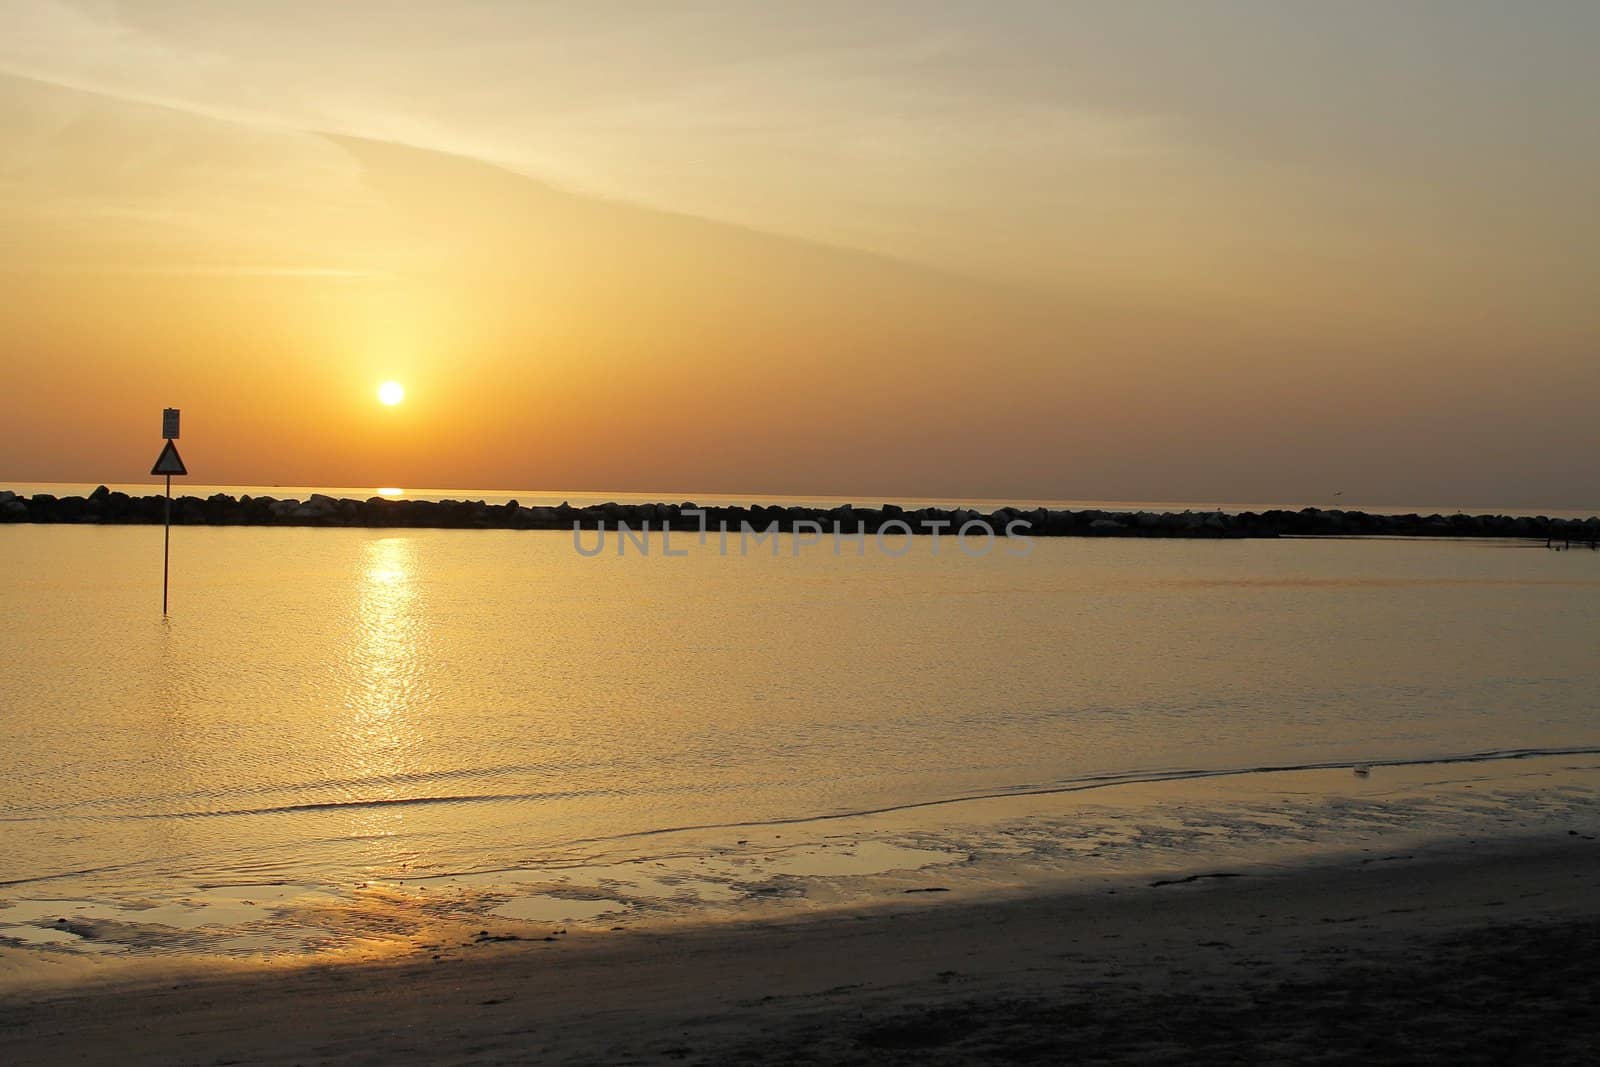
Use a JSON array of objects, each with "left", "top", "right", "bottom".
[{"left": 150, "top": 439, "right": 188, "bottom": 476}]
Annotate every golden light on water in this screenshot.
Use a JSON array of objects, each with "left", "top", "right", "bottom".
[
  {"left": 343, "top": 536, "right": 424, "bottom": 854},
  {"left": 377, "top": 381, "right": 405, "bottom": 406},
  {"left": 376, "top": 487, "right": 404, "bottom": 498}
]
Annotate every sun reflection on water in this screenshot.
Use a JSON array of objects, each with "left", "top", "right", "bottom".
[{"left": 342, "top": 537, "right": 427, "bottom": 860}]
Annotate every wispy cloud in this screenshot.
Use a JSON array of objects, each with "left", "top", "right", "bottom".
[
  {"left": 0, "top": 0, "right": 1167, "bottom": 277},
  {"left": 0, "top": 262, "right": 383, "bottom": 277}
]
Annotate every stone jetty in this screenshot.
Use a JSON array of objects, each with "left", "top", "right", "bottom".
[{"left": 2, "top": 486, "right": 1597, "bottom": 543}]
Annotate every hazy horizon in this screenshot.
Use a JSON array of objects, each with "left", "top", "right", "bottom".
[
  {"left": 3, "top": 2, "right": 1597, "bottom": 508},
  {"left": 9, "top": 479, "right": 1600, "bottom": 520}
]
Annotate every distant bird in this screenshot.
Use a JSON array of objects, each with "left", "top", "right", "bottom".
[
  {"left": 1352, "top": 764, "right": 1371, "bottom": 778},
  {"left": 1333, "top": 490, "right": 1344, "bottom": 497}
]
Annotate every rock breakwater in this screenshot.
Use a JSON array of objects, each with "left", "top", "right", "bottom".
[{"left": 3, "top": 487, "right": 1597, "bottom": 543}]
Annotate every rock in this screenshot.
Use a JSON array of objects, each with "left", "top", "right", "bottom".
[
  {"left": 0, "top": 486, "right": 1594, "bottom": 542},
  {"left": 285, "top": 494, "right": 340, "bottom": 522}
]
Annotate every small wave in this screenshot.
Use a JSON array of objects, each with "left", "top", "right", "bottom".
[
  {"left": 552, "top": 744, "right": 1600, "bottom": 847},
  {"left": 0, "top": 759, "right": 612, "bottom": 821},
  {"left": 5, "top": 745, "right": 1596, "bottom": 888},
  {"left": 135, "top": 790, "right": 602, "bottom": 821},
  {"left": 0, "top": 861, "right": 137, "bottom": 890}
]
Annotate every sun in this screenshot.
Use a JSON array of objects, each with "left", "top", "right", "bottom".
[{"left": 377, "top": 380, "right": 405, "bottom": 406}]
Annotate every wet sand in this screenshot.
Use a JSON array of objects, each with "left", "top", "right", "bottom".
[{"left": 4, "top": 835, "right": 1598, "bottom": 1065}]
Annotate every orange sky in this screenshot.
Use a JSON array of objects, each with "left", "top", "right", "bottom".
[{"left": 2, "top": 3, "right": 1597, "bottom": 507}]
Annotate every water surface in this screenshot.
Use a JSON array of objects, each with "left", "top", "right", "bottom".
[{"left": 2, "top": 526, "right": 1598, "bottom": 967}]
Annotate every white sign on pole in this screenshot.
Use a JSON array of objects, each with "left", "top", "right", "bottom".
[{"left": 163, "top": 408, "right": 180, "bottom": 440}]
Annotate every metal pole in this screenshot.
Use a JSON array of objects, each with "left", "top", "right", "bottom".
[{"left": 163, "top": 473, "right": 171, "bottom": 615}]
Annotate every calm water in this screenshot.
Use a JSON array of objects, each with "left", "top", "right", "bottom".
[{"left": 2, "top": 525, "right": 1599, "bottom": 962}]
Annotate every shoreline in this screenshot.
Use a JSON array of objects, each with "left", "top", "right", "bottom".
[
  {"left": 4, "top": 486, "right": 1599, "bottom": 541},
  {"left": 3, "top": 835, "right": 1598, "bottom": 1064},
  {"left": 5, "top": 751, "right": 1599, "bottom": 995}
]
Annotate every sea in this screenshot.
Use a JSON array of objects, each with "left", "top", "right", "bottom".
[{"left": 3, "top": 484, "right": 1599, "bottom": 978}]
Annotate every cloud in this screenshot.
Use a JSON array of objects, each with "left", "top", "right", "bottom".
[{"left": 0, "top": 1, "right": 1167, "bottom": 280}]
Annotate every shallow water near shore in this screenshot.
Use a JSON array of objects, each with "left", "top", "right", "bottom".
[{"left": 2, "top": 525, "right": 1598, "bottom": 981}]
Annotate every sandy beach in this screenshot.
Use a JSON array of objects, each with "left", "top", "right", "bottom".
[{"left": 4, "top": 835, "right": 1597, "bottom": 1065}]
